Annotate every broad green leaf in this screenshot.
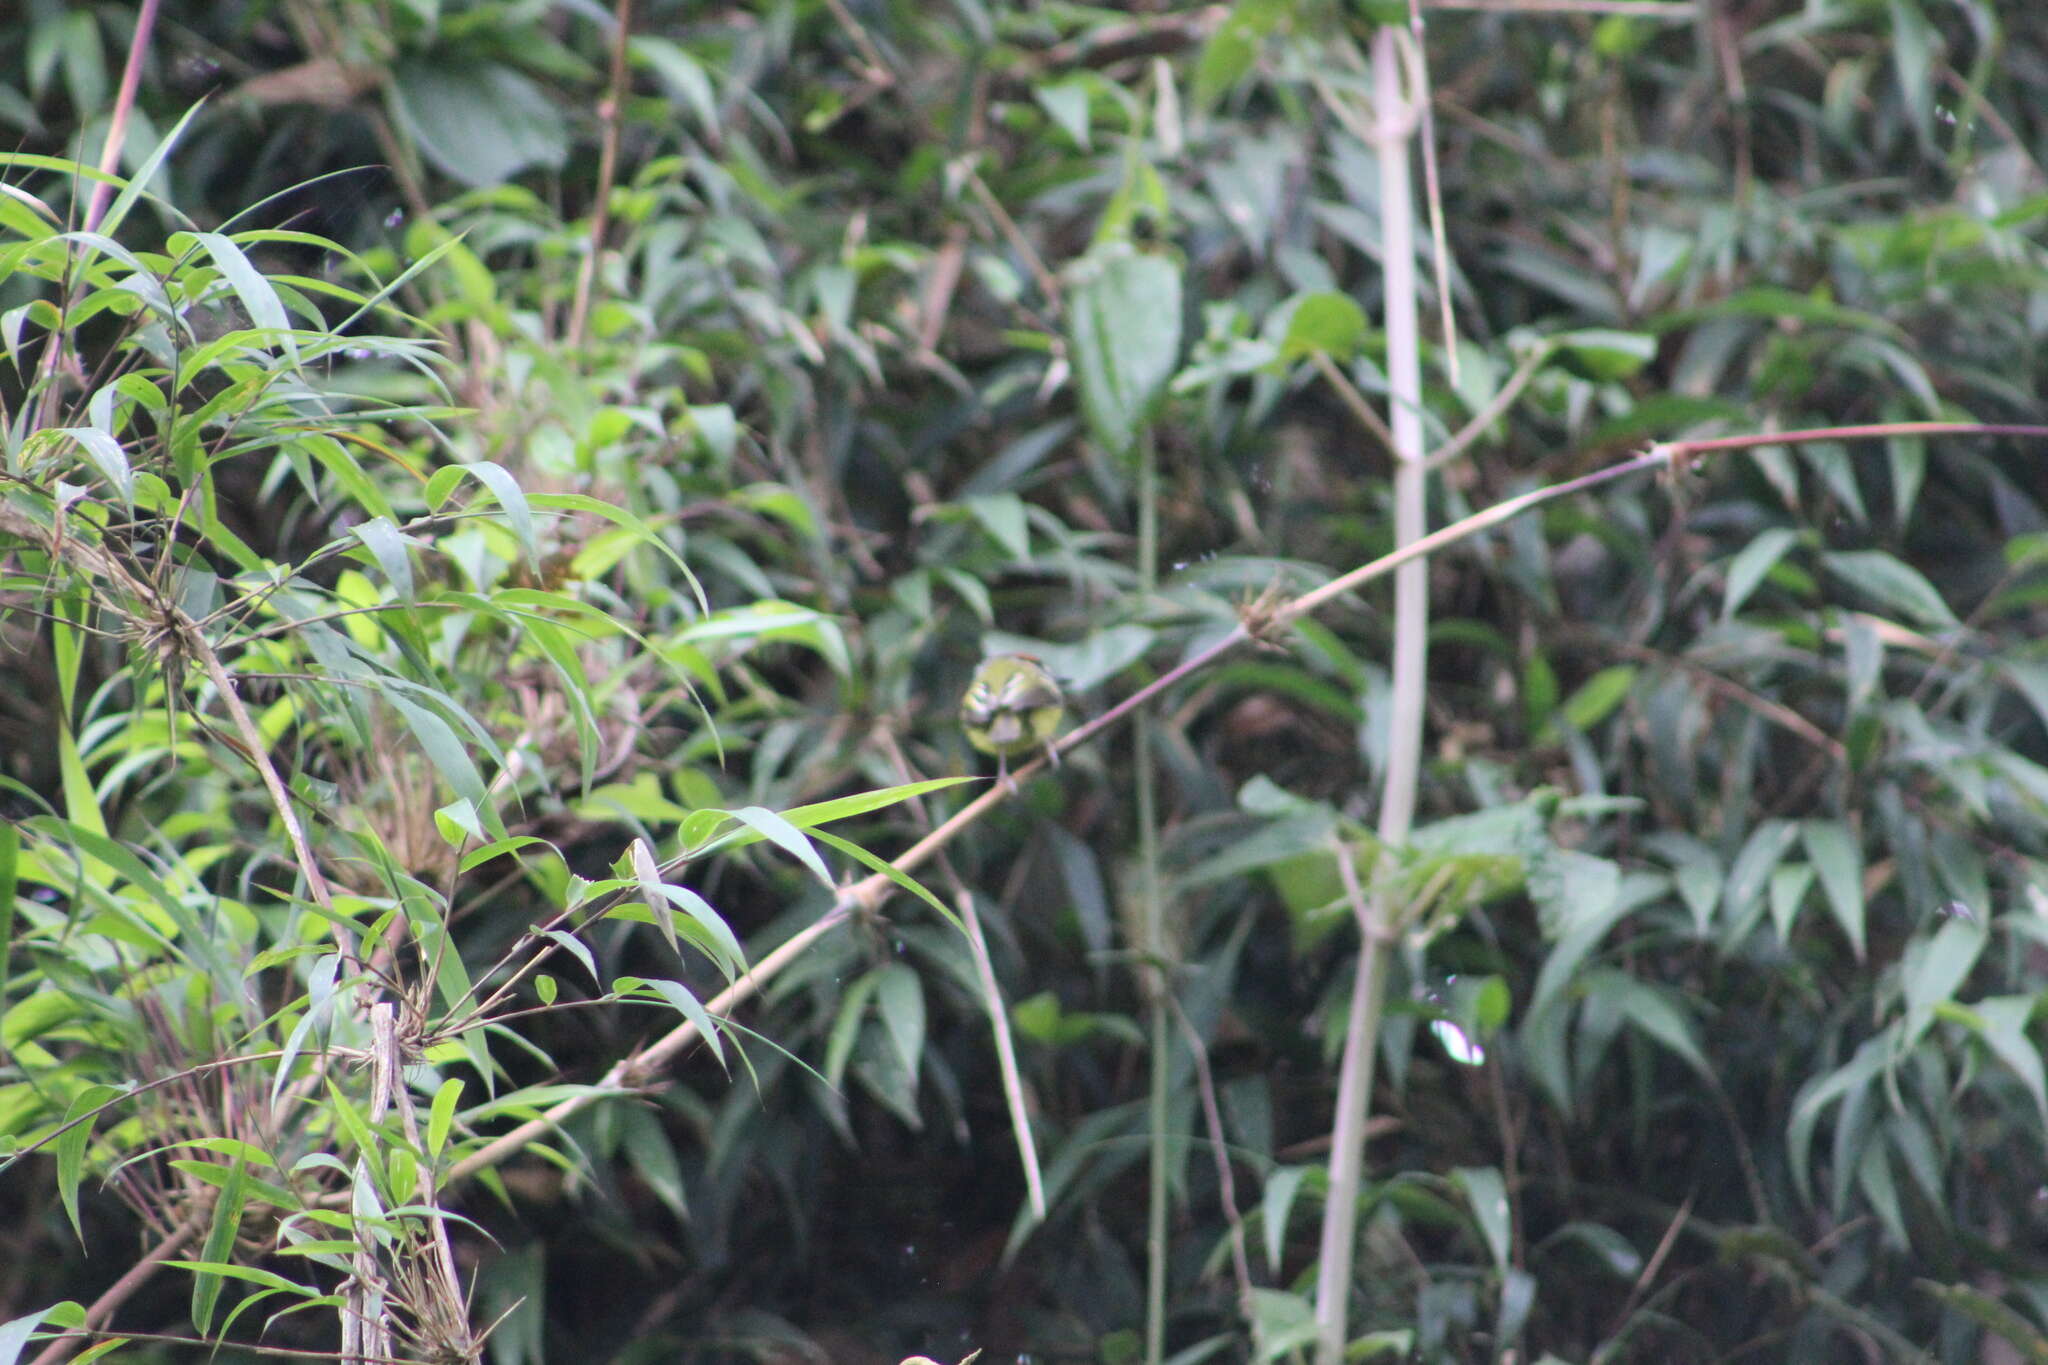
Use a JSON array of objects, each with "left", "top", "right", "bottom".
[
  {"left": 1070, "top": 249, "right": 1182, "bottom": 457},
  {"left": 1276, "top": 290, "right": 1367, "bottom": 361},
  {"left": 391, "top": 60, "right": 569, "bottom": 187},
  {"left": 351, "top": 517, "right": 413, "bottom": 597}
]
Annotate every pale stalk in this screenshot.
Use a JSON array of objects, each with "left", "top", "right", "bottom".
[
  {"left": 1136, "top": 428, "right": 1170, "bottom": 1365},
  {"left": 1314, "top": 27, "right": 1426, "bottom": 1365}
]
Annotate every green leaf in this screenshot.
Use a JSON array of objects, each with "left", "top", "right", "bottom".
[
  {"left": 1276, "top": 291, "right": 1367, "bottom": 361},
  {"left": 1034, "top": 78, "right": 1092, "bottom": 150},
  {"left": 1902, "top": 916, "right": 1986, "bottom": 1042},
  {"left": 463, "top": 460, "right": 537, "bottom": 569},
  {"left": 1887, "top": 0, "right": 1936, "bottom": 144},
  {"left": 1801, "top": 820, "right": 1866, "bottom": 960},
  {"left": 1722, "top": 527, "right": 1801, "bottom": 619},
  {"left": 1915, "top": 1281, "right": 2048, "bottom": 1363},
  {"left": 966, "top": 491, "right": 1031, "bottom": 560},
  {"left": 641, "top": 978, "right": 727, "bottom": 1070},
  {"left": 0, "top": 1304, "right": 87, "bottom": 1365},
  {"left": 630, "top": 36, "right": 718, "bottom": 131},
  {"left": 56, "top": 1085, "right": 120, "bottom": 1243},
  {"left": 873, "top": 962, "right": 926, "bottom": 1091},
  {"left": 1721, "top": 820, "right": 1799, "bottom": 931},
  {"left": 191, "top": 1154, "right": 250, "bottom": 1333},
  {"left": 426, "top": 1079, "right": 464, "bottom": 1160},
  {"left": 1453, "top": 1166, "right": 1511, "bottom": 1273},
  {"left": 1070, "top": 250, "right": 1182, "bottom": 457},
  {"left": 391, "top": 61, "right": 569, "bottom": 187},
  {"left": 1551, "top": 328, "right": 1655, "bottom": 380},
  {"left": 1260, "top": 1166, "right": 1312, "bottom": 1275},
  {"left": 1969, "top": 996, "right": 2048, "bottom": 1127},
  {"left": 1559, "top": 665, "right": 1636, "bottom": 733},
  {"left": 1768, "top": 862, "right": 1815, "bottom": 944},
  {"left": 351, "top": 517, "right": 414, "bottom": 597},
  {"left": 1194, "top": 0, "right": 1288, "bottom": 106},
  {"left": 1820, "top": 550, "right": 1958, "bottom": 628},
  {"left": 1588, "top": 972, "right": 1712, "bottom": 1079},
  {"left": 726, "top": 806, "right": 833, "bottom": 887}
]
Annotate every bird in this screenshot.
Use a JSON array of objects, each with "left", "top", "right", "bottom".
[{"left": 959, "top": 652, "right": 1066, "bottom": 790}]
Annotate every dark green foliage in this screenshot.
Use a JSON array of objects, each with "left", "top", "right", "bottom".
[{"left": 4, "top": 2, "right": 2048, "bottom": 1363}]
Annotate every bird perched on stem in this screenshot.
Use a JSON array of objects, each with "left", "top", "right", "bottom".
[{"left": 959, "top": 653, "right": 1065, "bottom": 790}]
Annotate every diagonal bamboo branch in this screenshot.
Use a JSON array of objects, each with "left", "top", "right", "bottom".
[{"left": 444, "top": 418, "right": 2048, "bottom": 1187}]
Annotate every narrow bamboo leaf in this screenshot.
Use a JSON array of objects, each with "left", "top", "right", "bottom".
[
  {"left": 56, "top": 1085, "right": 121, "bottom": 1243},
  {"left": 462, "top": 460, "right": 537, "bottom": 568},
  {"left": 727, "top": 806, "right": 833, "bottom": 886},
  {"left": 350, "top": 517, "right": 413, "bottom": 597},
  {"left": 1971, "top": 996, "right": 2048, "bottom": 1127},
  {"left": 1820, "top": 550, "right": 1958, "bottom": 628},
  {"left": 44, "top": 427, "right": 131, "bottom": 508},
  {"left": 0, "top": 822, "right": 16, "bottom": 1000},
  {"left": 191, "top": 1155, "right": 250, "bottom": 1333},
  {"left": 628, "top": 838, "right": 681, "bottom": 960},
  {"left": 1453, "top": 1166, "right": 1512, "bottom": 1274},
  {"left": 873, "top": 962, "right": 927, "bottom": 1088},
  {"left": 427, "top": 1079, "right": 465, "bottom": 1160},
  {"left": 1901, "top": 916, "right": 1986, "bottom": 1028},
  {"left": 0, "top": 1303, "right": 85, "bottom": 1365},
  {"left": 1788, "top": 1029, "right": 1896, "bottom": 1206},
  {"left": 810, "top": 828, "right": 958, "bottom": 929},
  {"left": 182, "top": 231, "right": 290, "bottom": 333},
  {"left": 1768, "top": 863, "right": 1815, "bottom": 944},
  {"left": 642, "top": 978, "right": 726, "bottom": 1069},
  {"left": 1722, "top": 820, "right": 1799, "bottom": 926},
  {"left": 825, "top": 970, "right": 886, "bottom": 1088},
  {"left": 1261, "top": 1166, "right": 1311, "bottom": 1274},
  {"left": 1722, "top": 527, "right": 1801, "bottom": 619},
  {"left": 94, "top": 102, "right": 203, "bottom": 240},
  {"left": 965, "top": 492, "right": 1031, "bottom": 560},
  {"left": 382, "top": 692, "right": 490, "bottom": 818},
  {"left": 1802, "top": 820, "right": 1866, "bottom": 960},
  {"left": 1559, "top": 666, "right": 1637, "bottom": 733}
]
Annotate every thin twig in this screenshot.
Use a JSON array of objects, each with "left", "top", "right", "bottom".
[
  {"left": 567, "top": 0, "right": 637, "bottom": 348},
  {"left": 1169, "top": 996, "right": 1256, "bottom": 1315}
]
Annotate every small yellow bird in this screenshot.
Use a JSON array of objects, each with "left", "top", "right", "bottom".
[{"left": 959, "top": 653, "right": 1066, "bottom": 788}]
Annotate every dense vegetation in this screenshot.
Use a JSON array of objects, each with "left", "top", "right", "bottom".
[{"left": 5, "top": 2, "right": 2048, "bottom": 1363}]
